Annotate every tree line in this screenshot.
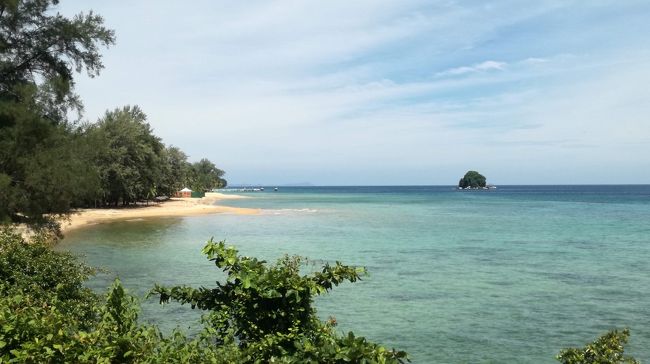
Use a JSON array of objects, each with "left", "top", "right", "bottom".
[
  {"left": 0, "top": 0, "right": 225, "bottom": 226},
  {"left": 83, "top": 105, "right": 227, "bottom": 208}
]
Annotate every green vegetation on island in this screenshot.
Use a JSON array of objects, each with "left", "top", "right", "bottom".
[{"left": 458, "top": 170, "right": 487, "bottom": 189}]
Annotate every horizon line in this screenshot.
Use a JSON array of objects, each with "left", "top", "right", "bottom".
[{"left": 226, "top": 183, "right": 650, "bottom": 187}]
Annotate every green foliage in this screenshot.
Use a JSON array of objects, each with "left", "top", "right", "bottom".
[
  {"left": 458, "top": 170, "right": 487, "bottom": 188},
  {"left": 0, "top": 276, "right": 233, "bottom": 363},
  {"left": 187, "top": 158, "right": 227, "bottom": 191},
  {"left": 0, "top": 1, "right": 115, "bottom": 73},
  {"left": 0, "top": 0, "right": 113, "bottom": 225},
  {"left": 151, "top": 238, "right": 408, "bottom": 363},
  {"left": 158, "top": 146, "right": 191, "bottom": 197},
  {"left": 0, "top": 227, "right": 96, "bottom": 362},
  {"left": 0, "top": 229, "right": 235, "bottom": 363},
  {"left": 0, "top": 84, "right": 101, "bottom": 225},
  {"left": 557, "top": 329, "right": 639, "bottom": 364},
  {"left": 0, "top": 291, "right": 86, "bottom": 363},
  {"left": 0, "top": 228, "right": 97, "bottom": 321},
  {"left": 82, "top": 108, "right": 228, "bottom": 205},
  {"left": 84, "top": 105, "right": 165, "bottom": 206},
  {"left": 0, "top": 0, "right": 115, "bottom": 113}
]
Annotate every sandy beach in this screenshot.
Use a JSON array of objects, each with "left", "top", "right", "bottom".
[{"left": 60, "top": 192, "right": 258, "bottom": 233}]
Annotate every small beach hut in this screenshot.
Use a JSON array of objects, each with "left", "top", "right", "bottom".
[{"left": 175, "top": 187, "right": 192, "bottom": 198}]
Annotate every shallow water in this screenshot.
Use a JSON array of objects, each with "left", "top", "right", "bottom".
[{"left": 58, "top": 185, "right": 650, "bottom": 363}]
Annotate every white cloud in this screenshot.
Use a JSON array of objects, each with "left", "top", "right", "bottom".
[{"left": 437, "top": 60, "right": 507, "bottom": 77}]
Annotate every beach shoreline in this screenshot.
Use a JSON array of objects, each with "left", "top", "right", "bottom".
[{"left": 60, "top": 192, "right": 258, "bottom": 233}]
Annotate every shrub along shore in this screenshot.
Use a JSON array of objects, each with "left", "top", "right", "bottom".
[{"left": 0, "top": 229, "right": 411, "bottom": 363}]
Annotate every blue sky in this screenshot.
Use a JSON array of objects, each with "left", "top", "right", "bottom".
[{"left": 59, "top": 1, "right": 650, "bottom": 185}]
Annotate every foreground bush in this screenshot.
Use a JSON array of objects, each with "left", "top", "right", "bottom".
[
  {"left": 557, "top": 328, "right": 639, "bottom": 364},
  {"left": 0, "top": 228, "right": 235, "bottom": 362},
  {"left": 151, "top": 238, "right": 409, "bottom": 363},
  {"left": 0, "top": 229, "right": 407, "bottom": 363}
]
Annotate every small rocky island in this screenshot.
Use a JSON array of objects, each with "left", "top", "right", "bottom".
[{"left": 458, "top": 170, "right": 496, "bottom": 190}]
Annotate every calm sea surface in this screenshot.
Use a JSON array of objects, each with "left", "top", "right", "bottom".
[{"left": 58, "top": 185, "right": 650, "bottom": 363}]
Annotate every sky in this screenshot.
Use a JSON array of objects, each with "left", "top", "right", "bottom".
[{"left": 58, "top": 1, "right": 650, "bottom": 185}]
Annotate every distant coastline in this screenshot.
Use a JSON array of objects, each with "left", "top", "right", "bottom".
[{"left": 60, "top": 192, "right": 258, "bottom": 233}]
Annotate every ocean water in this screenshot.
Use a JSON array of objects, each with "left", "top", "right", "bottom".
[{"left": 57, "top": 185, "right": 650, "bottom": 363}]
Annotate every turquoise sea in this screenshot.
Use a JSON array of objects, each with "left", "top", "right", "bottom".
[{"left": 58, "top": 185, "right": 650, "bottom": 363}]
